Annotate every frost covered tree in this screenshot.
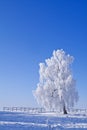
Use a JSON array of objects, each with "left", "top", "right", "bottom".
[{"left": 33, "top": 49, "right": 78, "bottom": 114}]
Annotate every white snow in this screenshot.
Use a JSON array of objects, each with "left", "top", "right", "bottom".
[{"left": 0, "top": 110, "right": 87, "bottom": 129}]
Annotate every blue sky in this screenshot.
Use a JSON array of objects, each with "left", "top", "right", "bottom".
[{"left": 0, "top": 0, "right": 87, "bottom": 108}]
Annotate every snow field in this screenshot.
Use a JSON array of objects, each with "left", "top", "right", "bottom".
[{"left": 0, "top": 111, "right": 87, "bottom": 129}]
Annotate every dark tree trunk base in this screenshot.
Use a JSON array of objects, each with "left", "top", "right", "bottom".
[{"left": 63, "top": 105, "right": 67, "bottom": 114}]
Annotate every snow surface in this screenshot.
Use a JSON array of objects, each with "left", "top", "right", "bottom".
[{"left": 0, "top": 111, "right": 87, "bottom": 130}]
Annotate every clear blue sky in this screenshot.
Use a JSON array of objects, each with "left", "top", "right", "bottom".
[{"left": 0, "top": 0, "right": 87, "bottom": 108}]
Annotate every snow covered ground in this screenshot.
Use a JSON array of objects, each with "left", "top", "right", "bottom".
[{"left": 0, "top": 111, "right": 87, "bottom": 130}]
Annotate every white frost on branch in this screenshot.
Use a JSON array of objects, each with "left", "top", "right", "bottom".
[{"left": 33, "top": 49, "right": 78, "bottom": 111}]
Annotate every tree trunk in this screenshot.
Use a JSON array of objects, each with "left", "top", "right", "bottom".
[{"left": 63, "top": 105, "right": 67, "bottom": 114}]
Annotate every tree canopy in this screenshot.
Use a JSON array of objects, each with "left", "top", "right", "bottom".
[{"left": 34, "top": 49, "right": 78, "bottom": 113}]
